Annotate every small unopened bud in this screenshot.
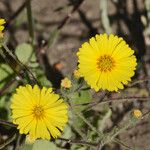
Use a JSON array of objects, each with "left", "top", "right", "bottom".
[
  {"left": 73, "top": 69, "right": 82, "bottom": 78},
  {"left": 61, "top": 77, "right": 72, "bottom": 88},
  {"left": 133, "top": 109, "right": 142, "bottom": 119}
]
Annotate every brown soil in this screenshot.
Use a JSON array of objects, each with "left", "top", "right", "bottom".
[{"left": 0, "top": 0, "right": 150, "bottom": 149}]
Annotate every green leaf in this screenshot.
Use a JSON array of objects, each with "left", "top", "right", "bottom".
[
  {"left": 62, "top": 125, "right": 72, "bottom": 139},
  {"left": 20, "top": 144, "right": 33, "bottom": 150},
  {"left": 71, "top": 90, "right": 92, "bottom": 111},
  {"left": 34, "top": 67, "right": 52, "bottom": 87},
  {"left": 15, "top": 43, "right": 33, "bottom": 64},
  {"left": 0, "top": 94, "right": 9, "bottom": 120},
  {"left": 0, "top": 63, "right": 13, "bottom": 80},
  {"left": 0, "top": 63, "right": 13, "bottom": 88},
  {"left": 32, "top": 140, "right": 56, "bottom": 150},
  {"left": 56, "top": 125, "right": 72, "bottom": 146},
  {"left": 71, "top": 90, "right": 92, "bottom": 128},
  {"left": 71, "top": 144, "right": 88, "bottom": 150}
]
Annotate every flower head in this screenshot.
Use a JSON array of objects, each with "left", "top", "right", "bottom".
[
  {"left": 61, "top": 77, "right": 72, "bottom": 88},
  {"left": 77, "top": 34, "right": 137, "bottom": 91},
  {"left": 0, "top": 18, "right": 6, "bottom": 38},
  {"left": 11, "top": 85, "right": 68, "bottom": 140},
  {"left": 133, "top": 109, "right": 142, "bottom": 119}
]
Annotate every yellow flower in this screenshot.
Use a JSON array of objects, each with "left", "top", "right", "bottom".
[
  {"left": 0, "top": 18, "right": 6, "bottom": 38},
  {"left": 73, "top": 69, "right": 82, "bottom": 78},
  {"left": 11, "top": 85, "right": 68, "bottom": 140},
  {"left": 133, "top": 109, "right": 142, "bottom": 118},
  {"left": 77, "top": 34, "right": 137, "bottom": 91},
  {"left": 61, "top": 77, "right": 72, "bottom": 88}
]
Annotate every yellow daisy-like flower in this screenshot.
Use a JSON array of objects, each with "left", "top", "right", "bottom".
[
  {"left": 0, "top": 18, "right": 6, "bottom": 38},
  {"left": 11, "top": 85, "right": 68, "bottom": 140},
  {"left": 77, "top": 34, "right": 137, "bottom": 91}
]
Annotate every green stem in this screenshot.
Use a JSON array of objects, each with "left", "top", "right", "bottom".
[
  {"left": 103, "top": 118, "right": 140, "bottom": 146},
  {"left": 0, "top": 47, "right": 5, "bottom": 58},
  {"left": 113, "top": 138, "right": 133, "bottom": 150},
  {"left": 111, "top": 124, "right": 130, "bottom": 140},
  {"left": 26, "top": 0, "right": 35, "bottom": 47},
  {"left": 1, "top": 44, "right": 40, "bottom": 85},
  {"left": 75, "top": 111, "right": 103, "bottom": 139},
  {"left": 72, "top": 123, "right": 87, "bottom": 140}
]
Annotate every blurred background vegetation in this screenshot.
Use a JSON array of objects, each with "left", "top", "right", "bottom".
[{"left": 0, "top": 0, "right": 150, "bottom": 150}]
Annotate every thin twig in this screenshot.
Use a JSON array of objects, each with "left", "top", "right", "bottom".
[
  {"left": 70, "top": 101, "right": 103, "bottom": 138},
  {"left": 128, "top": 77, "right": 150, "bottom": 87},
  {"left": 75, "top": 111, "right": 102, "bottom": 137},
  {"left": 14, "top": 134, "right": 22, "bottom": 150},
  {"left": 97, "top": 96, "right": 150, "bottom": 105},
  {"left": 57, "top": 0, "right": 85, "bottom": 29},
  {"left": 2, "top": 44, "right": 40, "bottom": 86},
  {"left": 57, "top": 137, "right": 98, "bottom": 147},
  {"left": 0, "top": 119, "right": 17, "bottom": 128},
  {"left": 0, "top": 78, "right": 16, "bottom": 96},
  {"left": 73, "top": 77, "right": 150, "bottom": 109},
  {"left": 85, "top": 91, "right": 109, "bottom": 111},
  {"left": 113, "top": 138, "right": 133, "bottom": 150},
  {"left": 47, "top": 0, "right": 85, "bottom": 48},
  {"left": 0, "top": 133, "right": 17, "bottom": 149},
  {"left": 72, "top": 122, "right": 87, "bottom": 140},
  {"left": 142, "top": 109, "right": 150, "bottom": 118},
  {"left": 97, "top": 143, "right": 104, "bottom": 150},
  {"left": 74, "top": 96, "right": 150, "bottom": 108},
  {"left": 6, "top": 0, "right": 33, "bottom": 28}
]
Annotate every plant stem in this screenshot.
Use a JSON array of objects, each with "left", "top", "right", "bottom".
[
  {"left": 100, "top": 0, "right": 112, "bottom": 33},
  {"left": 0, "top": 78, "right": 16, "bottom": 96},
  {"left": 14, "top": 134, "right": 22, "bottom": 150},
  {"left": 72, "top": 122, "right": 87, "bottom": 140},
  {"left": 58, "top": 137, "right": 98, "bottom": 147},
  {"left": 2, "top": 44, "right": 40, "bottom": 85},
  {"left": 113, "top": 138, "right": 133, "bottom": 150},
  {"left": 74, "top": 96, "right": 150, "bottom": 108},
  {"left": 74, "top": 110, "right": 103, "bottom": 139},
  {"left": 0, "top": 119, "right": 17, "bottom": 128},
  {"left": 6, "top": 0, "right": 33, "bottom": 28},
  {"left": 26, "top": 0, "right": 35, "bottom": 47}
]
